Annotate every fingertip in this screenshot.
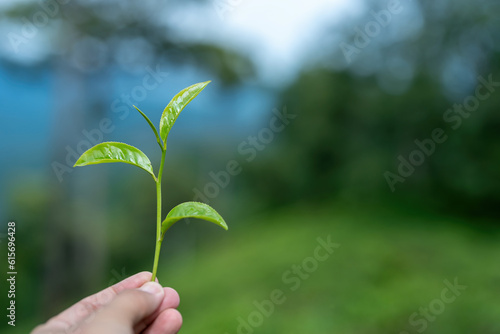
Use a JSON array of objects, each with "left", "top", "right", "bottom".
[
  {"left": 144, "top": 308, "right": 183, "bottom": 334},
  {"left": 163, "top": 287, "right": 180, "bottom": 308},
  {"left": 111, "top": 271, "right": 154, "bottom": 292},
  {"left": 166, "top": 308, "right": 183, "bottom": 332},
  {"left": 136, "top": 271, "right": 154, "bottom": 282},
  {"left": 139, "top": 282, "right": 165, "bottom": 298}
]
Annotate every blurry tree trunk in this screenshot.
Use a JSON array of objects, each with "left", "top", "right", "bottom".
[{"left": 42, "top": 59, "right": 109, "bottom": 315}]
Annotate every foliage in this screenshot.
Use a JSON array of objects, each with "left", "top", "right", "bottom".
[
  {"left": 74, "top": 81, "right": 228, "bottom": 281},
  {"left": 244, "top": 65, "right": 500, "bottom": 218}
]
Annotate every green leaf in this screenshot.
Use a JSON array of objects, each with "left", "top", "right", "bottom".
[
  {"left": 134, "top": 105, "right": 163, "bottom": 150},
  {"left": 161, "top": 201, "right": 227, "bottom": 239},
  {"left": 159, "top": 81, "right": 211, "bottom": 144},
  {"left": 74, "top": 142, "right": 156, "bottom": 180}
]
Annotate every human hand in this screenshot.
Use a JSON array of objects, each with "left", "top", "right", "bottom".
[{"left": 31, "top": 272, "right": 182, "bottom": 334}]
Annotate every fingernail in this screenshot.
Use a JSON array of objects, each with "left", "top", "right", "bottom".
[{"left": 139, "top": 282, "right": 164, "bottom": 296}]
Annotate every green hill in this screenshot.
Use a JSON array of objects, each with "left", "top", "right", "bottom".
[{"left": 163, "top": 203, "right": 500, "bottom": 334}]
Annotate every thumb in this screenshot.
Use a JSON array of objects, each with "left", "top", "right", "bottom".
[{"left": 82, "top": 282, "right": 165, "bottom": 333}]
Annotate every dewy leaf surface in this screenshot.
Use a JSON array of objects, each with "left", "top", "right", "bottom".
[
  {"left": 161, "top": 201, "right": 228, "bottom": 238},
  {"left": 74, "top": 142, "right": 155, "bottom": 180},
  {"left": 159, "top": 81, "right": 210, "bottom": 143}
]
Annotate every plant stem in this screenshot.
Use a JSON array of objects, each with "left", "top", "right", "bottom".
[{"left": 151, "top": 147, "right": 167, "bottom": 281}]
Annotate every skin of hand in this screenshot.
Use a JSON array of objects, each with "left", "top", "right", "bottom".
[{"left": 31, "top": 272, "right": 182, "bottom": 334}]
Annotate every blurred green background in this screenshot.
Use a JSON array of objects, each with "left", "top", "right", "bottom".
[{"left": 1, "top": 0, "right": 500, "bottom": 333}]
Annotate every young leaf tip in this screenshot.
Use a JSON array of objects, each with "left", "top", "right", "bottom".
[
  {"left": 159, "top": 80, "right": 212, "bottom": 144},
  {"left": 133, "top": 105, "right": 163, "bottom": 150}
]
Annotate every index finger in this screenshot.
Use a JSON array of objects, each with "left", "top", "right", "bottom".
[{"left": 111, "top": 271, "right": 157, "bottom": 293}]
